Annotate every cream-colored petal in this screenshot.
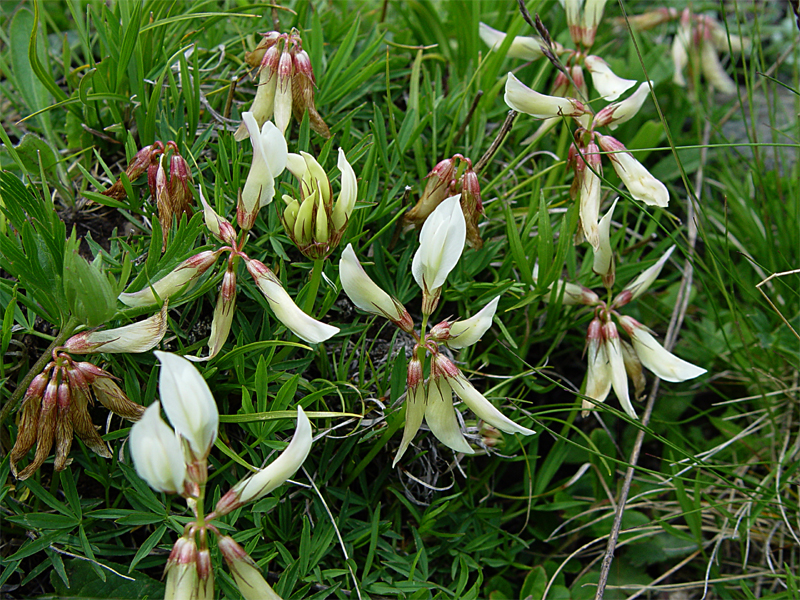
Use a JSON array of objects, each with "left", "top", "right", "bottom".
[{"left": 424, "top": 378, "right": 474, "bottom": 455}]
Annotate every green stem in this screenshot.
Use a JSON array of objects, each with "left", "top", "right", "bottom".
[
  {"left": 0, "top": 316, "right": 80, "bottom": 427},
  {"left": 303, "top": 258, "right": 325, "bottom": 315}
]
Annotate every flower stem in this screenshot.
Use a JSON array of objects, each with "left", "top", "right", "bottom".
[
  {"left": 303, "top": 258, "right": 325, "bottom": 315},
  {"left": 0, "top": 316, "right": 80, "bottom": 427}
]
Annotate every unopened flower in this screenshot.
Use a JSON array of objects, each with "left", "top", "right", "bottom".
[
  {"left": 339, "top": 244, "right": 413, "bottom": 332},
  {"left": 236, "top": 29, "right": 330, "bottom": 139},
  {"left": 215, "top": 406, "right": 312, "bottom": 515},
  {"left": 404, "top": 158, "right": 457, "bottom": 228},
  {"left": 119, "top": 250, "right": 222, "bottom": 308},
  {"left": 238, "top": 112, "right": 288, "bottom": 231},
  {"left": 571, "top": 141, "right": 603, "bottom": 249},
  {"left": 505, "top": 73, "right": 586, "bottom": 119},
  {"left": 245, "top": 258, "right": 339, "bottom": 344},
  {"left": 155, "top": 150, "right": 194, "bottom": 251},
  {"left": 533, "top": 264, "right": 601, "bottom": 306},
  {"left": 199, "top": 189, "right": 237, "bottom": 246},
  {"left": 582, "top": 318, "right": 611, "bottom": 416},
  {"left": 584, "top": 55, "right": 636, "bottom": 101},
  {"left": 597, "top": 134, "right": 669, "bottom": 207},
  {"left": 412, "top": 195, "right": 467, "bottom": 314},
  {"left": 10, "top": 356, "right": 145, "bottom": 479},
  {"left": 163, "top": 536, "right": 213, "bottom": 600},
  {"left": 63, "top": 303, "right": 168, "bottom": 354},
  {"left": 218, "top": 536, "right": 282, "bottom": 600},
  {"left": 129, "top": 402, "right": 187, "bottom": 494},
  {"left": 593, "top": 81, "right": 651, "bottom": 130},
  {"left": 281, "top": 148, "right": 358, "bottom": 259},
  {"left": 615, "top": 245, "right": 675, "bottom": 306}
]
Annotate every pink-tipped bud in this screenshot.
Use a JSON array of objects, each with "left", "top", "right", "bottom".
[
  {"left": 260, "top": 43, "right": 281, "bottom": 77},
  {"left": 293, "top": 48, "right": 314, "bottom": 82},
  {"left": 221, "top": 267, "right": 236, "bottom": 303},
  {"left": 403, "top": 158, "right": 457, "bottom": 228},
  {"left": 407, "top": 356, "right": 424, "bottom": 388},
  {"left": 428, "top": 320, "right": 451, "bottom": 343},
  {"left": 72, "top": 360, "right": 111, "bottom": 383},
  {"left": 460, "top": 167, "right": 484, "bottom": 250},
  {"left": 433, "top": 354, "right": 460, "bottom": 379},
  {"left": 274, "top": 49, "right": 294, "bottom": 134},
  {"left": 125, "top": 142, "right": 164, "bottom": 182},
  {"left": 168, "top": 153, "right": 194, "bottom": 220},
  {"left": 570, "top": 65, "right": 588, "bottom": 98}
]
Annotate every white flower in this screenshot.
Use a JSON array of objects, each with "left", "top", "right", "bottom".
[
  {"left": 393, "top": 370, "right": 426, "bottom": 467},
  {"left": 64, "top": 302, "right": 168, "bottom": 354},
  {"left": 583, "top": 319, "right": 611, "bottom": 415},
  {"left": 603, "top": 321, "right": 637, "bottom": 419},
  {"left": 620, "top": 245, "right": 675, "bottom": 303},
  {"left": 449, "top": 371, "right": 534, "bottom": 437},
  {"left": 246, "top": 259, "right": 339, "bottom": 344},
  {"left": 584, "top": 55, "right": 637, "bottom": 101},
  {"left": 340, "top": 244, "right": 410, "bottom": 327},
  {"left": 411, "top": 195, "right": 466, "bottom": 294},
  {"left": 119, "top": 251, "right": 220, "bottom": 308},
  {"left": 593, "top": 198, "right": 617, "bottom": 277},
  {"left": 447, "top": 296, "right": 500, "bottom": 349},
  {"left": 532, "top": 264, "right": 600, "bottom": 306},
  {"left": 621, "top": 316, "right": 707, "bottom": 383},
  {"left": 331, "top": 148, "right": 358, "bottom": 231},
  {"left": 240, "top": 113, "right": 288, "bottom": 219},
  {"left": 578, "top": 161, "right": 602, "bottom": 250},
  {"left": 225, "top": 406, "right": 312, "bottom": 507},
  {"left": 505, "top": 73, "right": 586, "bottom": 119},
  {"left": 218, "top": 536, "right": 282, "bottom": 600},
  {"left": 597, "top": 135, "right": 669, "bottom": 207},
  {"left": 700, "top": 39, "right": 736, "bottom": 95},
  {"left": 129, "top": 402, "right": 187, "bottom": 494},
  {"left": 478, "top": 22, "right": 544, "bottom": 60},
  {"left": 155, "top": 351, "right": 219, "bottom": 460},
  {"left": 594, "top": 82, "right": 651, "bottom": 130},
  {"left": 187, "top": 268, "right": 237, "bottom": 363},
  {"left": 424, "top": 376, "right": 474, "bottom": 455}
]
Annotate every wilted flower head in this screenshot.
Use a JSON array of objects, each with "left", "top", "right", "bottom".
[
  {"left": 236, "top": 29, "right": 330, "bottom": 139},
  {"left": 10, "top": 352, "right": 148, "bottom": 480}
]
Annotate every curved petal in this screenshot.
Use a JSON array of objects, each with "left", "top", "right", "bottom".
[
  {"left": 155, "top": 352, "right": 219, "bottom": 459},
  {"left": 129, "top": 402, "right": 186, "bottom": 494},
  {"left": 585, "top": 55, "right": 636, "bottom": 101},
  {"left": 447, "top": 296, "right": 500, "bottom": 349},
  {"left": 332, "top": 148, "right": 357, "bottom": 230},
  {"left": 505, "top": 73, "right": 585, "bottom": 119},
  {"left": 478, "top": 22, "right": 544, "bottom": 60},
  {"left": 234, "top": 406, "right": 313, "bottom": 504},
  {"left": 340, "top": 244, "right": 403, "bottom": 321},
  {"left": 411, "top": 195, "right": 466, "bottom": 293},
  {"left": 424, "top": 378, "right": 474, "bottom": 455},
  {"left": 629, "top": 327, "right": 707, "bottom": 383},
  {"left": 393, "top": 383, "right": 426, "bottom": 466},
  {"left": 450, "top": 373, "right": 534, "bottom": 436}
]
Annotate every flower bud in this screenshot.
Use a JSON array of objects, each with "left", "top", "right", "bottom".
[
  {"left": 189, "top": 266, "right": 237, "bottom": 362},
  {"left": 581, "top": 0, "right": 608, "bottom": 48},
  {"left": 505, "top": 73, "right": 586, "bottom": 119},
  {"left": 199, "top": 189, "right": 237, "bottom": 246},
  {"left": 460, "top": 167, "right": 484, "bottom": 250},
  {"left": 119, "top": 250, "right": 221, "bottom": 308},
  {"left": 129, "top": 402, "right": 187, "bottom": 494},
  {"left": 164, "top": 536, "right": 200, "bottom": 600},
  {"left": 53, "top": 382, "right": 74, "bottom": 471},
  {"left": 574, "top": 142, "right": 603, "bottom": 250},
  {"left": 63, "top": 302, "right": 168, "bottom": 355},
  {"left": 274, "top": 49, "right": 294, "bottom": 135},
  {"left": 331, "top": 148, "right": 358, "bottom": 232},
  {"left": 404, "top": 158, "right": 457, "bottom": 228},
  {"left": 532, "top": 264, "right": 601, "bottom": 306},
  {"left": 235, "top": 45, "right": 281, "bottom": 142}
]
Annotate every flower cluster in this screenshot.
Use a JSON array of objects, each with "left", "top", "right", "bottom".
[
  {"left": 535, "top": 245, "right": 706, "bottom": 418},
  {"left": 130, "top": 352, "right": 312, "bottom": 600},
  {"left": 10, "top": 306, "right": 168, "bottom": 479},
  {"left": 403, "top": 154, "right": 485, "bottom": 249},
  {"left": 280, "top": 148, "right": 358, "bottom": 260},
  {"left": 341, "top": 197, "right": 534, "bottom": 464},
  {"left": 119, "top": 120, "right": 339, "bottom": 361},
  {"left": 236, "top": 29, "right": 330, "bottom": 139},
  {"left": 101, "top": 140, "right": 193, "bottom": 251}
]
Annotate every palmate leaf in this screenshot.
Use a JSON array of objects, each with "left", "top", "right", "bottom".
[{"left": 0, "top": 171, "right": 67, "bottom": 325}]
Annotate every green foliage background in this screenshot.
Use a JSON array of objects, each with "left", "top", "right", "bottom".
[{"left": 1, "top": 0, "right": 799, "bottom": 598}]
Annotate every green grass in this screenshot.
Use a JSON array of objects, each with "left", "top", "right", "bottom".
[{"left": 1, "top": 0, "right": 798, "bottom": 598}]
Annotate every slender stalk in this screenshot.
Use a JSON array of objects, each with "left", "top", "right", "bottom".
[
  {"left": 303, "top": 258, "right": 325, "bottom": 315},
  {"left": 475, "top": 111, "right": 518, "bottom": 173},
  {"left": 0, "top": 317, "right": 80, "bottom": 428}
]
